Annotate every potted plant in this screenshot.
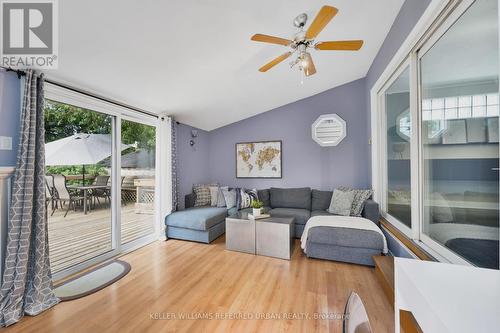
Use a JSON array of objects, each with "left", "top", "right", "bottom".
[{"left": 251, "top": 200, "right": 264, "bottom": 217}]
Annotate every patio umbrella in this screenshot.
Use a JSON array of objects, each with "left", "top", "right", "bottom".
[{"left": 45, "top": 133, "right": 131, "bottom": 183}]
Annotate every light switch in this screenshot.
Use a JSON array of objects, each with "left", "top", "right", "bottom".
[{"left": 0, "top": 137, "right": 12, "bottom": 151}]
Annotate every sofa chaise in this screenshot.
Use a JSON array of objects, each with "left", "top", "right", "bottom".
[{"left": 165, "top": 187, "right": 380, "bottom": 247}]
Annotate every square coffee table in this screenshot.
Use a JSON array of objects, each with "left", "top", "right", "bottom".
[
  {"left": 256, "top": 217, "right": 295, "bottom": 260},
  {"left": 226, "top": 212, "right": 256, "bottom": 254},
  {"left": 225, "top": 212, "right": 295, "bottom": 260}
]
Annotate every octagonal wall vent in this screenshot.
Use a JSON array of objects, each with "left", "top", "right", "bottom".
[{"left": 311, "top": 114, "right": 347, "bottom": 147}]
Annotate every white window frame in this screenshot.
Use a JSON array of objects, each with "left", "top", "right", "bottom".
[
  {"left": 377, "top": 58, "right": 413, "bottom": 238},
  {"left": 371, "top": 0, "right": 498, "bottom": 266},
  {"left": 45, "top": 83, "right": 171, "bottom": 280}
]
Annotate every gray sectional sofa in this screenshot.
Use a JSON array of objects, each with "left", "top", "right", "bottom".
[{"left": 165, "top": 187, "right": 380, "bottom": 243}]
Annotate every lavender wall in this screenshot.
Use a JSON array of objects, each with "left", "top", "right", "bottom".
[
  {"left": 365, "top": 0, "right": 432, "bottom": 91},
  {"left": 176, "top": 123, "right": 211, "bottom": 209},
  {"left": 0, "top": 71, "right": 21, "bottom": 167},
  {"left": 207, "top": 78, "right": 370, "bottom": 190}
]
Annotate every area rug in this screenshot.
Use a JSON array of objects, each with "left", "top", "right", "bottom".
[{"left": 54, "top": 260, "right": 131, "bottom": 301}]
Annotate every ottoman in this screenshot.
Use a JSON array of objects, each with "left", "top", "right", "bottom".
[
  {"left": 165, "top": 207, "right": 227, "bottom": 243},
  {"left": 305, "top": 226, "right": 386, "bottom": 266}
]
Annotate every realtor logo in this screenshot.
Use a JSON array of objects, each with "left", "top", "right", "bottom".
[{"left": 1, "top": 0, "right": 58, "bottom": 68}]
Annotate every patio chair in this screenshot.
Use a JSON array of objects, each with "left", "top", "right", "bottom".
[
  {"left": 52, "top": 174, "right": 86, "bottom": 217},
  {"left": 121, "top": 176, "right": 136, "bottom": 205},
  {"left": 91, "top": 175, "right": 110, "bottom": 207},
  {"left": 45, "top": 175, "right": 58, "bottom": 215}
]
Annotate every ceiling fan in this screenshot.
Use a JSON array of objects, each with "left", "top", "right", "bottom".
[{"left": 251, "top": 5, "right": 363, "bottom": 77}]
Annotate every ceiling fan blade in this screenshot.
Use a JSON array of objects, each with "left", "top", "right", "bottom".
[
  {"left": 259, "top": 52, "right": 292, "bottom": 72},
  {"left": 251, "top": 33, "right": 292, "bottom": 46},
  {"left": 305, "top": 6, "right": 338, "bottom": 40},
  {"left": 315, "top": 40, "right": 364, "bottom": 51},
  {"left": 304, "top": 53, "right": 316, "bottom": 77}
]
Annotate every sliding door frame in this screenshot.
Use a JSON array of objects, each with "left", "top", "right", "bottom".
[{"left": 45, "top": 83, "right": 164, "bottom": 280}]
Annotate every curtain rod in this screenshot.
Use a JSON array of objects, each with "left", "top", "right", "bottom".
[
  {"left": 0, "top": 66, "right": 159, "bottom": 119},
  {"left": 44, "top": 79, "right": 159, "bottom": 118}
]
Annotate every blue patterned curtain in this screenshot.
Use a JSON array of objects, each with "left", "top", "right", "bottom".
[{"left": 0, "top": 70, "right": 59, "bottom": 327}]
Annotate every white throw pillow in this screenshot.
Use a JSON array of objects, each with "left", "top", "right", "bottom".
[
  {"left": 208, "top": 186, "right": 219, "bottom": 206},
  {"left": 328, "top": 189, "right": 355, "bottom": 216},
  {"left": 216, "top": 186, "right": 229, "bottom": 207},
  {"left": 222, "top": 188, "right": 237, "bottom": 209}
]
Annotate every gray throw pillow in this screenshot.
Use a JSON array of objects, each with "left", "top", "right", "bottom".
[
  {"left": 193, "top": 186, "right": 211, "bottom": 207},
  {"left": 338, "top": 186, "right": 373, "bottom": 216},
  {"left": 216, "top": 186, "right": 229, "bottom": 207},
  {"left": 222, "top": 188, "right": 237, "bottom": 209},
  {"left": 328, "top": 189, "right": 355, "bottom": 216}
]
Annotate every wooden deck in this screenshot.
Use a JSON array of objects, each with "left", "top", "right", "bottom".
[{"left": 48, "top": 203, "right": 155, "bottom": 273}]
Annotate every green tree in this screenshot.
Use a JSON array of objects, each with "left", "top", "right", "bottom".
[
  {"left": 44, "top": 100, "right": 156, "bottom": 178},
  {"left": 44, "top": 100, "right": 155, "bottom": 150}
]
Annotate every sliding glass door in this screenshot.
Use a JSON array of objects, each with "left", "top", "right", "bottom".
[
  {"left": 120, "top": 119, "right": 157, "bottom": 246},
  {"left": 44, "top": 86, "right": 160, "bottom": 279},
  {"left": 45, "top": 100, "right": 117, "bottom": 273}
]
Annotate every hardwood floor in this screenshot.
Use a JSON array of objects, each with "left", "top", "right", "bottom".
[{"left": 6, "top": 237, "right": 394, "bottom": 333}]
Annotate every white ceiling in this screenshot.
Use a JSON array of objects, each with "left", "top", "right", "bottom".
[{"left": 48, "top": 0, "right": 404, "bottom": 131}]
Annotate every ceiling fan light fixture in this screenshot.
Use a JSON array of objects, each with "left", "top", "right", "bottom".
[
  {"left": 300, "top": 57, "right": 308, "bottom": 69},
  {"left": 251, "top": 5, "right": 363, "bottom": 79}
]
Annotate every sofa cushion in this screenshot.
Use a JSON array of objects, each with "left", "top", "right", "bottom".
[
  {"left": 307, "top": 226, "right": 384, "bottom": 250},
  {"left": 257, "top": 189, "right": 270, "bottom": 207},
  {"left": 269, "top": 208, "right": 310, "bottom": 225},
  {"left": 311, "top": 210, "right": 335, "bottom": 217},
  {"left": 270, "top": 187, "right": 311, "bottom": 210},
  {"left": 311, "top": 190, "right": 333, "bottom": 211},
  {"left": 165, "top": 207, "right": 227, "bottom": 231}
]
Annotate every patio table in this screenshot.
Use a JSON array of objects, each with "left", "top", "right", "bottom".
[{"left": 67, "top": 185, "right": 109, "bottom": 215}]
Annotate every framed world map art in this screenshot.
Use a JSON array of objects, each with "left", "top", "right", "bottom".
[{"left": 236, "top": 141, "right": 282, "bottom": 178}]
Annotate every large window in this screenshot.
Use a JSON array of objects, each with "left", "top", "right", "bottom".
[
  {"left": 384, "top": 66, "right": 412, "bottom": 229},
  {"left": 376, "top": 0, "right": 499, "bottom": 269},
  {"left": 419, "top": 0, "right": 499, "bottom": 269}
]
